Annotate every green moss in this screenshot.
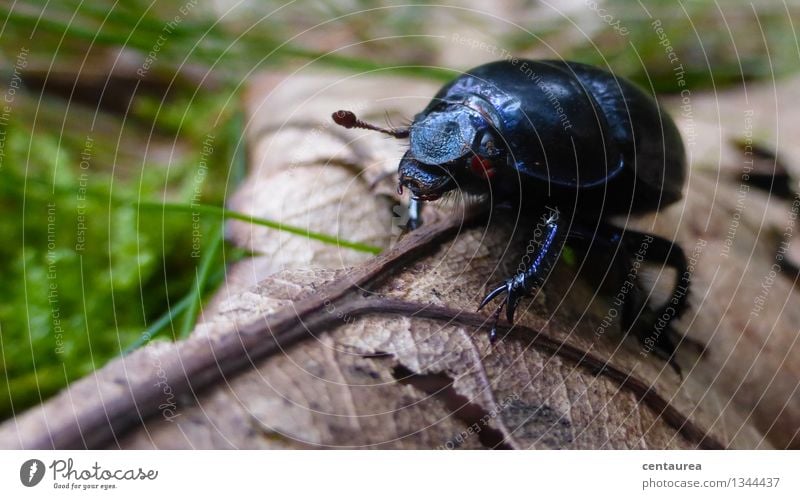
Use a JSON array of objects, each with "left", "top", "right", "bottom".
[{"left": 0, "top": 95, "right": 227, "bottom": 417}]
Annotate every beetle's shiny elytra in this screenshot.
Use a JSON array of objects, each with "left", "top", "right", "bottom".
[{"left": 333, "top": 59, "right": 691, "bottom": 372}]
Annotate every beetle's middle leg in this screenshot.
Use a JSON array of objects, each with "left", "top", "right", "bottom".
[{"left": 478, "top": 206, "right": 567, "bottom": 342}]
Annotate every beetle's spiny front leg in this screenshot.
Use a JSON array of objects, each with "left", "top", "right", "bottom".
[
  {"left": 478, "top": 207, "right": 567, "bottom": 342},
  {"left": 406, "top": 197, "right": 423, "bottom": 230}
]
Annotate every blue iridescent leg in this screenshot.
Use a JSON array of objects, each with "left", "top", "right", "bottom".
[{"left": 478, "top": 207, "right": 567, "bottom": 342}]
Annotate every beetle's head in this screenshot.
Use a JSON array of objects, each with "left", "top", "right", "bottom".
[
  {"left": 331, "top": 102, "right": 503, "bottom": 201},
  {"left": 399, "top": 104, "right": 502, "bottom": 200}
]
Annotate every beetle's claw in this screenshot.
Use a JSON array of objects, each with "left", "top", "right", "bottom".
[
  {"left": 488, "top": 326, "right": 498, "bottom": 344},
  {"left": 478, "top": 277, "right": 527, "bottom": 343},
  {"left": 477, "top": 282, "right": 508, "bottom": 311},
  {"left": 487, "top": 298, "right": 506, "bottom": 345},
  {"left": 506, "top": 287, "right": 522, "bottom": 323}
]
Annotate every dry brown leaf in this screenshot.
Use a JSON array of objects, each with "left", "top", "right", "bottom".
[{"left": 118, "top": 221, "right": 768, "bottom": 449}]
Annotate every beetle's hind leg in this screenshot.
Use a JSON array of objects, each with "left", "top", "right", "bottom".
[
  {"left": 581, "top": 223, "right": 697, "bottom": 373},
  {"left": 620, "top": 231, "right": 708, "bottom": 373}
]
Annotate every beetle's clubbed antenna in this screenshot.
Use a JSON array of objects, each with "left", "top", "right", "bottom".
[{"left": 332, "top": 110, "right": 409, "bottom": 139}]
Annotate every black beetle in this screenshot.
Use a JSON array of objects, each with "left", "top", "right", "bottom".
[{"left": 333, "top": 59, "right": 690, "bottom": 368}]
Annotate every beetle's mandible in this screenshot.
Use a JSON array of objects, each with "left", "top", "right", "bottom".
[{"left": 332, "top": 59, "right": 691, "bottom": 371}]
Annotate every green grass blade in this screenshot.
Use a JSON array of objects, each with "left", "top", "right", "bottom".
[
  {"left": 178, "top": 224, "right": 224, "bottom": 338},
  {"left": 121, "top": 292, "right": 193, "bottom": 355},
  {"left": 136, "top": 200, "right": 383, "bottom": 255},
  {"left": 0, "top": 171, "right": 383, "bottom": 255}
]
